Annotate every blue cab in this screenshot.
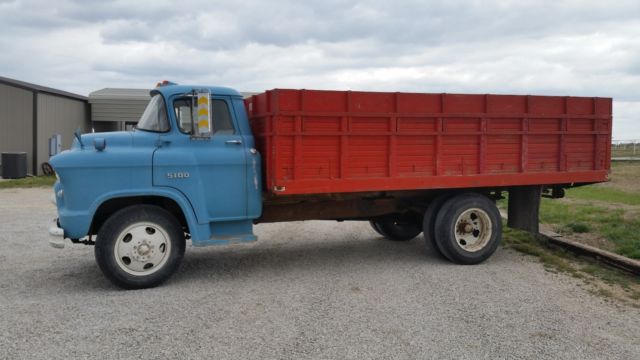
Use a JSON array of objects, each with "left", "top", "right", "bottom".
[{"left": 49, "top": 84, "right": 262, "bottom": 288}]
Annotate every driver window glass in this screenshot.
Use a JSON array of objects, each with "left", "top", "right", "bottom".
[{"left": 173, "top": 98, "right": 235, "bottom": 135}]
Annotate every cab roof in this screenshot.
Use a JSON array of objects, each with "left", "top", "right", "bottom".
[{"left": 152, "top": 84, "right": 242, "bottom": 98}]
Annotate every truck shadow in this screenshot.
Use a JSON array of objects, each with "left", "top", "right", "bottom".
[
  {"left": 172, "top": 235, "right": 448, "bottom": 284},
  {"left": 42, "top": 235, "right": 465, "bottom": 291}
]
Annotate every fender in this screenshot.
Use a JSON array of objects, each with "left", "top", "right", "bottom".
[{"left": 81, "top": 188, "right": 205, "bottom": 240}]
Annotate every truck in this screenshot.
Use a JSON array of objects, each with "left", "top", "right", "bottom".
[{"left": 48, "top": 82, "right": 612, "bottom": 289}]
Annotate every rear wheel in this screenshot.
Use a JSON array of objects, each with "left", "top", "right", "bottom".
[
  {"left": 434, "top": 193, "right": 501, "bottom": 264},
  {"left": 95, "top": 205, "right": 185, "bottom": 289},
  {"left": 369, "top": 220, "right": 385, "bottom": 236},
  {"left": 370, "top": 214, "right": 422, "bottom": 241},
  {"left": 422, "top": 194, "right": 451, "bottom": 258}
]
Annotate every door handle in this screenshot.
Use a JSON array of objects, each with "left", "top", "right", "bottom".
[
  {"left": 156, "top": 139, "right": 171, "bottom": 148},
  {"left": 225, "top": 140, "right": 242, "bottom": 145}
]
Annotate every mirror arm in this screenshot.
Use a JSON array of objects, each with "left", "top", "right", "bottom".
[{"left": 190, "top": 90, "right": 195, "bottom": 135}]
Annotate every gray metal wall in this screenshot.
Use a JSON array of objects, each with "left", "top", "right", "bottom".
[
  {"left": 0, "top": 83, "right": 34, "bottom": 175},
  {"left": 91, "top": 100, "right": 148, "bottom": 123},
  {"left": 89, "top": 88, "right": 150, "bottom": 132},
  {"left": 36, "top": 94, "right": 89, "bottom": 174}
]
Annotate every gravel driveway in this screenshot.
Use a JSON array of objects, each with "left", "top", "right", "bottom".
[{"left": 0, "top": 188, "right": 638, "bottom": 359}]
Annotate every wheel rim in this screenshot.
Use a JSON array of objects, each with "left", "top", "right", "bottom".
[
  {"left": 453, "top": 208, "right": 492, "bottom": 252},
  {"left": 114, "top": 222, "right": 172, "bottom": 276}
]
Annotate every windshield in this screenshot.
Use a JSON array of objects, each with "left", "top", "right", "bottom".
[{"left": 137, "top": 94, "right": 169, "bottom": 132}]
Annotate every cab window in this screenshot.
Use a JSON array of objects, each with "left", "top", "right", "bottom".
[{"left": 173, "top": 98, "right": 235, "bottom": 135}]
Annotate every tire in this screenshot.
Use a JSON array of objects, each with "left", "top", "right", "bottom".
[
  {"left": 95, "top": 205, "right": 185, "bottom": 289},
  {"left": 370, "top": 214, "right": 422, "bottom": 241},
  {"left": 369, "top": 221, "right": 385, "bottom": 236},
  {"left": 41, "top": 162, "right": 55, "bottom": 176},
  {"left": 434, "top": 193, "right": 501, "bottom": 264},
  {"left": 422, "top": 194, "right": 451, "bottom": 259}
]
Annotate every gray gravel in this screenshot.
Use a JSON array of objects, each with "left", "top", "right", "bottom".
[{"left": 0, "top": 188, "right": 638, "bottom": 360}]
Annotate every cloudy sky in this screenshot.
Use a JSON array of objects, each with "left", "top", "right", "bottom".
[{"left": 1, "top": 0, "right": 638, "bottom": 139}]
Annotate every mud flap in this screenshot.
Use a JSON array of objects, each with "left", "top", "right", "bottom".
[{"left": 507, "top": 185, "right": 541, "bottom": 234}]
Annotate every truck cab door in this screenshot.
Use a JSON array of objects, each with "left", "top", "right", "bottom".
[{"left": 152, "top": 96, "right": 248, "bottom": 224}]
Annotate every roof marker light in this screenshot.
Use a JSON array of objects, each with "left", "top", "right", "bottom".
[{"left": 155, "top": 80, "right": 177, "bottom": 88}]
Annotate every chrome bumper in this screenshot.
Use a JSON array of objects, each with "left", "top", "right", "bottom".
[{"left": 48, "top": 218, "right": 66, "bottom": 249}]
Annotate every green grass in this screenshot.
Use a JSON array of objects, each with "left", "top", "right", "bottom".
[
  {"left": 565, "top": 186, "right": 640, "bottom": 206},
  {"left": 503, "top": 227, "right": 582, "bottom": 277},
  {"left": 563, "top": 222, "right": 591, "bottom": 234},
  {"left": 611, "top": 147, "right": 640, "bottom": 158},
  {"left": 540, "top": 199, "right": 640, "bottom": 259},
  {"left": 500, "top": 187, "right": 640, "bottom": 259},
  {"left": 0, "top": 176, "right": 56, "bottom": 189}
]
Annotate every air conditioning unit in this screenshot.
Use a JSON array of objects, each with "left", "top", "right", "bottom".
[{"left": 1, "top": 152, "right": 27, "bottom": 179}]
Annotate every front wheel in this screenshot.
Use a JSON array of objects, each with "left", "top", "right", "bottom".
[
  {"left": 434, "top": 193, "right": 501, "bottom": 264},
  {"left": 95, "top": 205, "right": 185, "bottom": 289}
]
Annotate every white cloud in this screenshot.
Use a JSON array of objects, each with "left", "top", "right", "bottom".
[
  {"left": 0, "top": 0, "right": 638, "bottom": 137},
  {"left": 613, "top": 101, "right": 640, "bottom": 141}
]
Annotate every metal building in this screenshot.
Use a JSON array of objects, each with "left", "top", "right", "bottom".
[
  {"left": 0, "top": 76, "right": 89, "bottom": 176},
  {"left": 88, "top": 88, "right": 150, "bottom": 132}
]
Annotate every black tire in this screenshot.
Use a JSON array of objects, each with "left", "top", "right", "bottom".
[
  {"left": 434, "top": 193, "right": 501, "bottom": 265},
  {"left": 422, "top": 194, "right": 451, "bottom": 259},
  {"left": 41, "top": 162, "right": 55, "bottom": 176},
  {"left": 95, "top": 205, "right": 185, "bottom": 289},
  {"left": 369, "top": 221, "right": 385, "bottom": 236},
  {"left": 370, "top": 214, "right": 422, "bottom": 241}
]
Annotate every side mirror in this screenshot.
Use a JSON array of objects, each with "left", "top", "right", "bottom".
[
  {"left": 194, "top": 90, "right": 212, "bottom": 137},
  {"left": 93, "top": 138, "right": 106, "bottom": 152}
]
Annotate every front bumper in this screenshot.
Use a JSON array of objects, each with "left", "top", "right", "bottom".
[{"left": 48, "top": 218, "right": 66, "bottom": 249}]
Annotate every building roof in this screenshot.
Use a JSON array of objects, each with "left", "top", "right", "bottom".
[
  {"left": 0, "top": 76, "right": 87, "bottom": 101},
  {"left": 89, "top": 88, "right": 151, "bottom": 102}
]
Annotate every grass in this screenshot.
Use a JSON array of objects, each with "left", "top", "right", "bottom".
[
  {"left": 513, "top": 162, "right": 640, "bottom": 260},
  {"left": 611, "top": 147, "right": 640, "bottom": 158},
  {"left": 0, "top": 176, "right": 56, "bottom": 189},
  {"left": 503, "top": 227, "right": 580, "bottom": 275},
  {"left": 502, "top": 226, "right": 640, "bottom": 307},
  {"left": 565, "top": 186, "right": 640, "bottom": 206},
  {"left": 499, "top": 181, "right": 640, "bottom": 260},
  {"left": 563, "top": 222, "right": 591, "bottom": 233},
  {"left": 539, "top": 199, "right": 640, "bottom": 259}
]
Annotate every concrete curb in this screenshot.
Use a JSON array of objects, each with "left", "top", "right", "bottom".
[{"left": 537, "top": 229, "right": 640, "bottom": 276}]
